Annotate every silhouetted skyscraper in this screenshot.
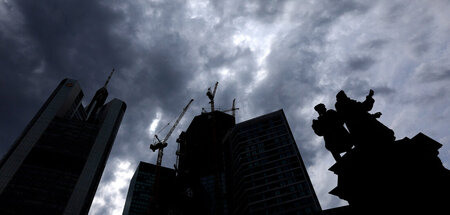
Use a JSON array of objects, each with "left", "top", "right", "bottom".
[
  {"left": 176, "top": 111, "right": 236, "bottom": 215},
  {"left": 0, "top": 78, "right": 126, "bottom": 214},
  {"left": 225, "top": 110, "right": 322, "bottom": 214},
  {"left": 123, "top": 162, "right": 176, "bottom": 215}
]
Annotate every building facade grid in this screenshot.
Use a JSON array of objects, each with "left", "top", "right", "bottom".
[{"left": 226, "top": 110, "right": 322, "bottom": 215}]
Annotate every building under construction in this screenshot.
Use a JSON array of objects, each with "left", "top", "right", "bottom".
[
  {"left": 122, "top": 82, "right": 321, "bottom": 214},
  {"left": 176, "top": 111, "right": 236, "bottom": 214}
]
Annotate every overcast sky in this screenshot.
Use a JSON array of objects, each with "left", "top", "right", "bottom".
[{"left": 1, "top": 0, "right": 450, "bottom": 214}]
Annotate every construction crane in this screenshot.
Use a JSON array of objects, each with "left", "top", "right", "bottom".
[
  {"left": 150, "top": 98, "right": 194, "bottom": 166},
  {"left": 206, "top": 82, "right": 218, "bottom": 112},
  {"left": 206, "top": 82, "right": 225, "bottom": 214},
  {"left": 222, "top": 98, "right": 239, "bottom": 118}
]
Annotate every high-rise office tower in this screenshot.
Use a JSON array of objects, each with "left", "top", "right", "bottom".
[
  {"left": 176, "top": 111, "right": 235, "bottom": 215},
  {"left": 121, "top": 111, "right": 235, "bottom": 215},
  {"left": 225, "top": 110, "right": 322, "bottom": 215},
  {"left": 122, "top": 109, "right": 322, "bottom": 214},
  {"left": 0, "top": 78, "right": 126, "bottom": 214},
  {"left": 122, "top": 161, "right": 176, "bottom": 215}
]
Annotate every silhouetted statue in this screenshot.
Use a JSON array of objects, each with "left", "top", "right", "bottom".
[
  {"left": 312, "top": 89, "right": 450, "bottom": 215},
  {"left": 312, "top": 104, "right": 353, "bottom": 161},
  {"left": 335, "top": 89, "right": 394, "bottom": 146}
]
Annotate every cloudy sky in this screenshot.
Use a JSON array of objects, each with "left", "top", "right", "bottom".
[{"left": 1, "top": 0, "right": 450, "bottom": 214}]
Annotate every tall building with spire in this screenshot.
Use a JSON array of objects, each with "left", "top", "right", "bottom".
[{"left": 0, "top": 74, "right": 126, "bottom": 215}]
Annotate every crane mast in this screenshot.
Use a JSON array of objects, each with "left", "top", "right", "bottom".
[
  {"left": 150, "top": 99, "right": 194, "bottom": 166},
  {"left": 207, "top": 82, "right": 218, "bottom": 112},
  {"left": 232, "top": 98, "right": 236, "bottom": 117},
  {"left": 222, "top": 98, "right": 239, "bottom": 117}
]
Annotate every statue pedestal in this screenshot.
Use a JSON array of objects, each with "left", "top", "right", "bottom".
[{"left": 329, "top": 133, "right": 450, "bottom": 214}]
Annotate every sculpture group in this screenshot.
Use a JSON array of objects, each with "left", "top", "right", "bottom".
[
  {"left": 312, "top": 89, "right": 450, "bottom": 214},
  {"left": 312, "top": 89, "right": 394, "bottom": 160}
]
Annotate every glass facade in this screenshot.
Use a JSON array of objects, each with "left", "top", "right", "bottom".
[
  {"left": 121, "top": 110, "right": 322, "bottom": 215},
  {"left": 123, "top": 162, "right": 176, "bottom": 215},
  {"left": 199, "top": 172, "right": 228, "bottom": 214},
  {"left": 0, "top": 118, "right": 99, "bottom": 214},
  {"left": 226, "top": 110, "right": 322, "bottom": 215},
  {"left": 0, "top": 79, "right": 126, "bottom": 214}
]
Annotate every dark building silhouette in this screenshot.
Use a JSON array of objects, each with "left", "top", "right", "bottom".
[
  {"left": 176, "top": 111, "right": 236, "bottom": 215},
  {"left": 319, "top": 205, "right": 352, "bottom": 215},
  {"left": 123, "top": 109, "right": 323, "bottom": 214},
  {"left": 225, "top": 110, "right": 322, "bottom": 215},
  {"left": 0, "top": 78, "right": 126, "bottom": 214},
  {"left": 123, "top": 162, "right": 177, "bottom": 215}
]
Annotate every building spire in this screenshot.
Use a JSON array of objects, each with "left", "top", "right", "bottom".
[
  {"left": 86, "top": 69, "right": 113, "bottom": 121},
  {"left": 103, "top": 68, "right": 115, "bottom": 88}
]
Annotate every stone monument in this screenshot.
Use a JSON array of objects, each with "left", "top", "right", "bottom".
[{"left": 313, "top": 90, "right": 450, "bottom": 214}]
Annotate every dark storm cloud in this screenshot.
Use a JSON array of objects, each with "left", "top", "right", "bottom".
[
  {"left": 203, "top": 47, "right": 252, "bottom": 70},
  {"left": 0, "top": 2, "right": 57, "bottom": 150},
  {"left": 0, "top": 0, "right": 137, "bottom": 158},
  {"left": 340, "top": 78, "right": 395, "bottom": 99},
  {"left": 0, "top": 27, "right": 42, "bottom": 151},
  {"left": 98, "top": 0, "right": 203, "bottom": 170},
  {"left": 347, "top": 56, "right": 375, "bottom": 71},
  {"left": 15, "top": 0, "right": 132, "bottom": 81},
  {"left": 2, "top": 0, "right": 450, "bottom": 213},
  {"left": 243, "top": 0, "right": 376, "bottom": 165},
  {"left": 0, "top": 0, "right": 197, "bottom": 212},
  {"left": 417, "top": 69, "right": 450, "bottom": 83},
  {"left": 360, "top": 39, "right": 388, "bottom": 50},
  {"left": 248, "top": 1, "right": 373, "bottom": 108},
  {"left": 250, "top": 0, "right": 288, "bottom": 23},
  {"left": 371, "top": 86, "right": 395, "bottom": 95},
  {"left": 210, "top": 0, "right": 288, "bottom": 23}
]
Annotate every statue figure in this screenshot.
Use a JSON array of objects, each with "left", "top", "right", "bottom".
[
  {"left": 312, "top": 103, "right": 353, "bottom": 160},
  {"left": 334, "top": 89, "right": 395, "bottom": 146},
  {"left": 311, "top": 90, "right": 450, "bottom": 215}
]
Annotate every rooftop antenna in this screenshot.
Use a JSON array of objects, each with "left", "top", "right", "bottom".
[
  {"left": 85, "top": 68, "right": 114, "bottom": 121},
  {"left": 103, "top": 68, "right": 115, "bottom": 88}
]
